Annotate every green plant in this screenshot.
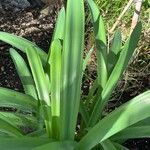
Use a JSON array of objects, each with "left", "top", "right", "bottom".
[{"left": 0, "top": 0, "right": 149, "bottom": 149}]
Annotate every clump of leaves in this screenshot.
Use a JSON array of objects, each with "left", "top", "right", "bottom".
[{"left": 0, "top": 0, "right": 149, "bottom": 150}]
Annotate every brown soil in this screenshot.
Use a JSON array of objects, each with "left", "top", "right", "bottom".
[{"left": 0, "top": 7, "right": 57, "bottom": 90}]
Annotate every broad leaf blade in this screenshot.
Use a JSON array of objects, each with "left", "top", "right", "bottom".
[
  {"left": 75, "top": 90, "right": 150, "bottom": 150},
  {"left": 10, "top": 48, "right": 37, "bottom": 100}
]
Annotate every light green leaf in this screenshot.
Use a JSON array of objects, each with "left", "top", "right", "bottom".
[
  {"left": 85, "top": 78, "right": 98, "bottom": 106},
  {"left": 113, "top": 143, "right": 129, "bottom": 150},
  {"left": 26, "top": 46, "right": 51, "bottom": 137},
  {"left": 45, "top": 7, "right": 65, "bottom": 79},
  {"left": 52, "top": 7, "right": 65, "bottom": 41},
  {"left": 0, "top": 132, "right": 10, "bottom": 137},
  {"left": 27, "top": 129, "right": 46, "bottom": 137},
  {"left": 101, "top": 139, "right": 117, "bottom": 150},
  {"left": 87, "top": 0, "right": 107, "bottom": 88},
  {"left": 0, "top": 112, "right": 37, "bottom": 129},
  {"left": 0, "top": 117, "right": 23, "bottom": 137},
  {"left": 79, "top": 101, "right": 90, "bottom": 126},
  {"left": 33, "top": 141, "right": 76, "bottom": 150},
  {"left": 0, "top": 32, "right": 47, "bottom": 65},
  {"left": 83, "top": 46, "right": 94, "bottom": 73},
  {"left": 110, "top": 29, "right": 122, "bottom": 55},
  {"left": 10, "top": 48, "right": 37, "bottom": 100},
  {"left": 112, "top": 126, "right": 150, "bottom": 140},
  {"left": 0, "top": 87, "right": 37, "bottom": 112},
  {"left": 108, "top": 29, "right": 122, "bottom": 74},
  {"left": 0, "top": 137, "right": 50, "bottom": 150},
  {"left": 50, "top": 39, "right": 62, "bottom": 139},
  {"left": 60, "top": 0, "right": 84, "bottom": 140},
  {"left": 133, "top": 117, "right": 150, "bottom": 127},
  {"left": 26, "top": 46, "right": 50, "bottom": 107},
  {"left": 75, "top": 90, "right": 150, "bottom": 150}
]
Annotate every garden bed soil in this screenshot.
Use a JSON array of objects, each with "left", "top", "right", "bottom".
[
  {"left": 0, "top": 6, "right": 56, "bottom": 90},
  {"left": 0, "top": 5, "right": 150, "bottom": 150}
]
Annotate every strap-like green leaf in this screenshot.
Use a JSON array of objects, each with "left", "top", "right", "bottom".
[
  {"left": 0, "top": 32, "right": 47, "bottom": 65},
  {"left": 45, "top": 7, "right": 65, "bottom": 79},
  {"left": 133, "top": 117, "right": 150, "bottom": 126},
  {"left": 113, "top": 143, "right": 129, "bottom": 150},
  {"left": 79, "top": 101, "right": 90, "bottom": 126},
  {"left": 52, "top": 7, "right": 65, "bottom": 41},
  {"left": 87, "top": 0, "right": 107, "bottom": 89},
  {"left": 27, "top": 129, "right": 46, "bottom": 137},
  {"left": 60, "top": 0, "right": 84, "bottom": 140},
  {"left": 0, "top": 132, "right": 10, "bottom": 137},
  {"left": 26, "top": 46, "right": 50, "bottom": 107},
  {"left": 101, "top": 139, "right": 117, "bottom": 150},
  {"left": 0, "top": 117, "right": 23, "bottom": 137},
  {"left": 112, "top": 126, "right": 150, "bottom": 140},
  {"left": 50, "top": 40, "right": 62, "bottom": 139},
  {"left": 0, "top": 112, "right": 37, "bottom": 129},
  {"left": 33, "top": 141, "right": 76, "bottom": 150},
  {"left": 0, "top": 137, "right": 50, "bottom": 150},
  {"left": 108, "top": 29, "right": 122, "bottom": 74},
  {"left": 0, "top": 87, "right": 37, "bottom": 112},
  {"left": 26, "top": 46, "right": 51, "bottom": 137},
  {"left": 83, "top": 46, "right": 94, "bottom": 73},
  {"left": 85, "top": 78, "right": 98, "bottom": 106},
  {"left": 75, "top": 90, "right": 150, "bottom": 150},
  {"left": 110, "top": 29, "right": 122, "bottom": 55},
  {"left": 10, "top": 48, "right": 37, "bottom": 100}
]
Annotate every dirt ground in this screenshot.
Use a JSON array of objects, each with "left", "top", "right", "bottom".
[{"left": 0, "top": 6, "right": 58, "bottom": 89}]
